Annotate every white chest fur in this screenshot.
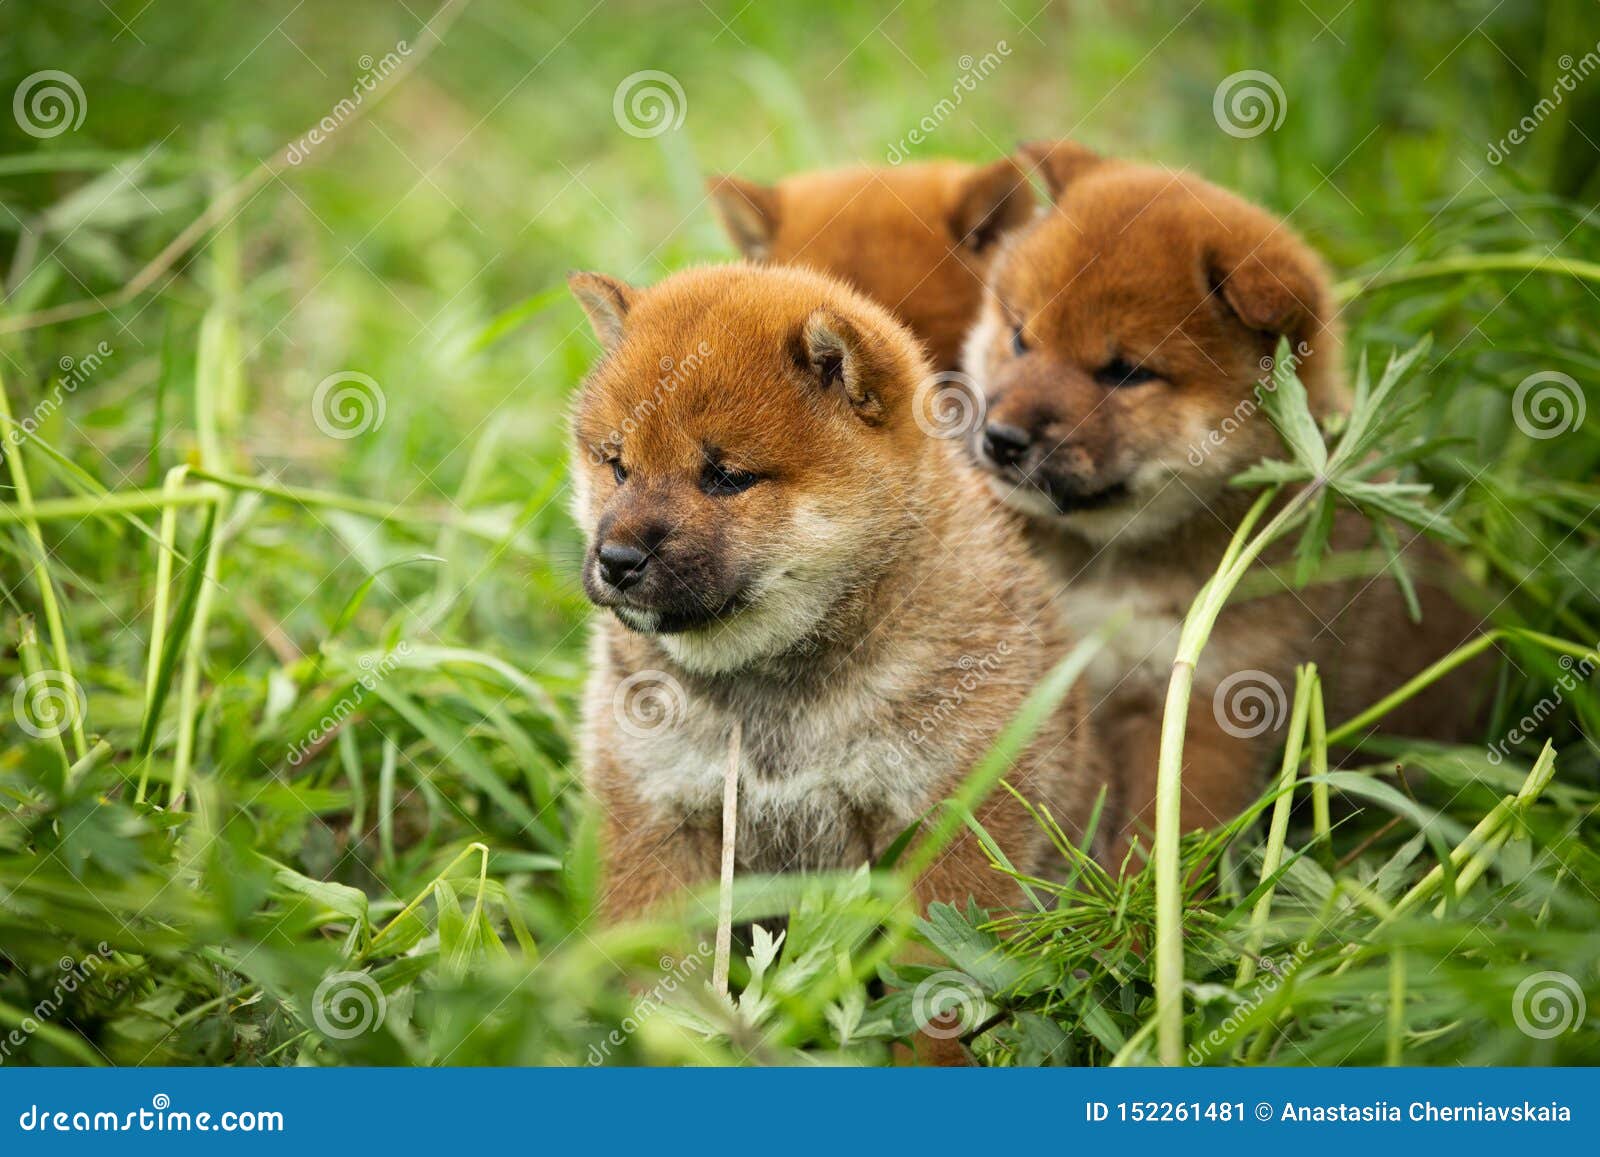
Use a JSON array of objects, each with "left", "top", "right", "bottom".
[
  {"left": 613, "top": 661, "right": 955, "bottom": 871},
  {"left": 1056, "top": 577, "right": 1191, "bottom": 705}
]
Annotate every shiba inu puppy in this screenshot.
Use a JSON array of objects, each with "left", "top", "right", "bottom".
[
  {"left": 567, "top": 263, "right": 1097, "bottom": 924},
  {"left": 707, "top": 160, "right": 1034, "bottom": 371},
  {"left": 963, "top": 142, "right": 1482, "bottom": 854}
]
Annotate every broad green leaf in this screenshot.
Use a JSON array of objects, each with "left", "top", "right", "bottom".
[
  {"left": 258, "top": 853, "right": 370, "bottom": 928},
  {"left": 1230, "top": 458, "right": 1312, "bottom": 489},
  {"left": 1261, "top": 337, "right": 1328, "bottom": 472}
]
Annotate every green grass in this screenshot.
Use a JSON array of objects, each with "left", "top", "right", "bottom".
[{"left": 1, "top": 0, "right": 1598, "bottom": 1066}]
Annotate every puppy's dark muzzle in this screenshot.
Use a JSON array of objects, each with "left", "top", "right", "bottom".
[
  {"left": 596, "top": 542, "right": 649, "bottom": 591},
  {"left": 981, "top": 422, "right": 1033, "bottom": 467},
  {"left": 583, "top": 540, "right": 747, "bottom": 634},
  {"left": 973, "top": 424, "right": 1128, "bottom": 515}
]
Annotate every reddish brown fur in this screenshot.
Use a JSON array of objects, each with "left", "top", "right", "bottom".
[
  {"left": 568, "top": 264, "right": 1099, "bottom": 940},
  {"left": 964, "top": 143, "right": 1486, "bottom": 857},
  {"left": 707, "top": 160, "right": 1034, "bottom": 371}
]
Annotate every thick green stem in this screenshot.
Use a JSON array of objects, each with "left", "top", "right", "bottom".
[
  {"left": 0, "top": 487, "right": 216, "bottom": 523},
  {"left": 1324, "top": 628, "right": 1592, "bottom": 749},
  {"left": 0, "top": 369, "right": 88, "bottom": 758},
  {"left": 136, "top": 465, "right": 192, "bottom": 803},
  {"left": 1337, "top": 251, "right": 1600, "bottom": 301},
  {"left": 1153, "top": 486, "right": 1314, "bottom": 1065},
  {"left": 1308, "top": 678, "right": 1331, "bottom": 864},
  {"left": 1238, "top": 664, "right": 1316, "bottom": 987}
]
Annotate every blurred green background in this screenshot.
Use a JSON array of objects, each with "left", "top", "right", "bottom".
[
  {"left": 6, "top": 0, "right": 1599, "bottom": 662},
  {"left": 1, "top": 0, "right": 1598, "bottom": 1066}
]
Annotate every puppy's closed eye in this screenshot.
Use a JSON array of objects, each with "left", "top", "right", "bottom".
[
  {"left": 1095, "top": 357, "right": 1160, "bottom": 388},
  {"left": 700, "top": 460, "right": 762, "bottom": 497}
]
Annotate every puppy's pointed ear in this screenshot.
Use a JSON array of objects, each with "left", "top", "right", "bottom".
[
  {"left": 949, "top": 158, "right": 1034, "bottom": 251},
  {"left": 1205, "top": 232, "right": 1331, "bottom": 346},
  {"left": 1016, "top": 140, "right": 1106, "bottom": 201},
  {"left": 708, "top": 175, "right": 779, "bottom": 259},
  {"left": 800, "top": 308, "right": 889, "bottom": 423},
  {"left": 568, "top": 271, "right": 634, "bottom": 350}
]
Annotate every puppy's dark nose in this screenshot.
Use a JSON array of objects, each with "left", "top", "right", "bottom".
[
  {"left": 597, "top": 542, "right": 649, "bottom": 591},
  {"left": 982, "top": 422, "right": 1033, "bottom": 466}
]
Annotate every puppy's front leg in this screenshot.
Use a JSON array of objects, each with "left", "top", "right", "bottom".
[
  {"left": 912, "top": 797, "right": 1040, "bottom": 913},
  {"left": 1105, "top": 700, "right": 1264, "bottom": 868},
  {"left": 903, "top": 797, "right": 1041, "bottom": 1065},
  {"left": 596, "top": 808, "right": 718, "bottom": 927}
]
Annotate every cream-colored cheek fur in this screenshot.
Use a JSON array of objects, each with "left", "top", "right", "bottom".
[
  {"left": 568, "top": 465, "right": 596, "bottom": 536},
  {"left": 1059, "top": 458, "right": 1206, "bottom": 546},
  {"left": 960, "top": 303, "right": 1004, "bottom": 390},
  {"left": 1071, "top": 408, "right": 1261, "bottom": 545},
  {"left": 657, "top": 498, "right": 863, "bottom": 675}
]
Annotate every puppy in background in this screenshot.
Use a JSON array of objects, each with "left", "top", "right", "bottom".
[
  {"left": 707, "top": 160, "right": 1034, "bottom": 371},
  {"left": 963, "top": 142, "right": 1483, "bottom": 857},
  {"left": 568, "top": 263, "right": 1098, "bottom": 926}
]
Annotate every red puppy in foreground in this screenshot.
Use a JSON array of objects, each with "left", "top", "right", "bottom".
[{"left": 567, "top": 263, "right": 1098, "bottom": 925}]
